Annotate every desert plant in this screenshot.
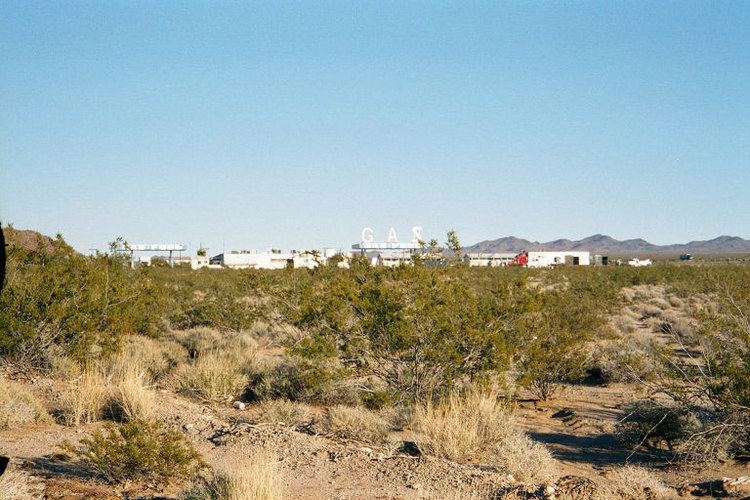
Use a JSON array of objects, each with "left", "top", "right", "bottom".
[
  {"left": 108, "top": 366, "right": 156, "bottom": 422},
  {"left": 320, "top": 405, "right": 390, "bottom": 444},
  {"left": 61, "top": 368, "right": 109, "bottom": 425},
  {"left": 412, "top": 388, "right": 557, "bottom": 483},
  {"left": 600, "top": 465, "right": 678, "bottom": 500},
  {"left": 0, "top": 378, "right": 51, "bottom": 429},
  {"left": 177, "top": 352, "right": 248, "bottom": 403},
  {"left": 61, "top": 420, "right": 204, "bottom": 485},
  {"left": 617, "top": 399, "right": 699, "bottom": 451},
  {"left": 259, "top": 399, "right": 309, "bottom": 426},
  {"left": 183, "top": 452, "right": 283, "bottom": 500}
]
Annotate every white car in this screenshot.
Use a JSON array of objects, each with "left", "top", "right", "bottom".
[{"left": 628, "top": 258, "right": 652, "bottom": 267}]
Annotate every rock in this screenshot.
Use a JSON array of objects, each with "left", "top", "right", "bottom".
[
  {"left": 723, "top": 477, "right": 750, "bottom": 497},
  {"left": 397, "top": 440, "right": 422, "bottom": 456},
  {"left": 407, "top": 483, "right": 422, "bottom": 490},
  {"left": 555, "top": 476, "right": 598, "bottom": 500},
  {"left": 233, "top": 401, "right": 246, "bottom": 410}
]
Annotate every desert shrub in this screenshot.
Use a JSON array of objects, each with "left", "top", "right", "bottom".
[
  {"left": 0, "top": 378, "right": 51, "bottom": 429},
  {"left": 247, "top": 356, "right": 354, "bottom": 405},
  {"left": 61, "top": 368, "right": 109, "bottom": 425},
  {"left": 119, "top": 336, "right": 187, "bottom": 381},
  {"left": 617, "top": 400, "right": 699, "bottom": 451},
  {"left": 177, "top": 352, "right": 249, "bottom": 403},
  {"left": 513, "top": 289, "right": 603, "bottom": 400},
  {"left": 412, "top": 388, "right": 557, "bottom": 483},
  {"left": 108, "top": 366, "right": 155, "bottom": 422},
  {"left": 320, "top": 405, "right": 390, "bottom": 444},
  {"left": 639, "top": 305, "right": 663, "bottom": 320},
  {"left": 61, "top": 420, "right": 204, "bottom": 485},
  {"left": 259, "top": 399, "right": 309, "bottom": 426},
  {"left": 183, "top": 452, "right": 282, "bottom": 500},
  {"left": 630, "top": 269, "right": 750, "bottom": 462},
  {"left": 172, "top": 328, "right": 223, "bottom": 359},
  {"left": 600, "top": 465, "right": 678, "bottom": 500},
  {"left": 0, "top": 240, "right": 166, "bottom": 364}
]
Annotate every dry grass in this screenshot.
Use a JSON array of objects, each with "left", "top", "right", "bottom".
[
  {"left": 177, "top": 352, "right": 248, "bottom": 403},
  {"left": 172, "top": 328, "right": 224, "bottom": 359},
  {"left": 321, "top": 405, "right": 390, "bottom": 444},
  {"left": 109, "top": 366, "right": 156, "bottom": 422},
  {"left": 412, "top": 389, "right": 557, "bottom": 484},
  {"left": 599, "top": 465, "right": 678, "bottom": 500},
  {"left": 0, "top": 378, "right": 51, "bottom": 430},
  {"left": 184, "top": 452, "right": 283, "bottom": 500},
  {"left": 119, "top": 335, "right": 187, "bottom": 381},
  {"left": 259, "top": 399, "right": 309, "bottom": 426},
  {"left": 61, "top": 368, "right": 109, "bottom": 426}
]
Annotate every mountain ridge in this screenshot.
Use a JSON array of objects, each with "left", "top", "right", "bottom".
[{"left": 466, "top": 234, "right": 750, "bottom": 254}]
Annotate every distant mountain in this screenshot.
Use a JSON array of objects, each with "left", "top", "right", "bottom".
[{"left": 466, "top": 234, "right": 750, "bottom": 255}]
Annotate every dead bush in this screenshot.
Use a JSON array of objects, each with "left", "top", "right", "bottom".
[
  {"left": 412, "top": 389, "right": 557, "bottom": 483},
  {"left": 172, "top": 328, "right": 223, "bottom": 359},
  {"left": 259, "top": 399, "right": 309, "bottom": 426},
  {"left": 61, "top": 368, "right": 109, "bottom": 425},
  {"left": 0, "top": 378, "right": 51, "bottom": 429},
  {"left": 617, "top": 399, "right": 699, "bottom": 451},
  {"left": 600, "top": 465, "right": 678, "bottom": 499},
  {"left": 120, "top": 336, "right": 186, "bottom": 381},
  {"left": 183, "top": 451, "right": 283, "bottom": 500},
  {"left": 108, "top": 366, "right": 155, "bottom": 422},
  {"left": 320, "top": 405, "right": 390, "bottom": 444},
  {"left": 177, "top": 352, "right": 248, "bottom": 403}
]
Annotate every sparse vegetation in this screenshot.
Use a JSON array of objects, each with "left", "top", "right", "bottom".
[
  {"left": 61, "top": 368, "right": 109, "bottom": 426},
  {"left": 177, "top": 352, "right": 249, "bottom": 403}
]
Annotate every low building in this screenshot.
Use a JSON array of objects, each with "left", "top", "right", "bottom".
[
  {"left": 527, "top": 251, "right": 590, "bottom": 268},
  {"left": 376, "top": 251, "right": 413, "bottom": 267},
  {"left": 464, "top": 252, "right": 517, "bottom": 267},
  {"left": 210, "top": 250, "right": 294, "bottom": 270}
]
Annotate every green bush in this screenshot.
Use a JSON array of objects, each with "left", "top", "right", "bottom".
[
  {"left": 61, "top": 420, "right": 204, "bottom": 485},
  {"left": 0, "top": 239, "right": 166, "bottom": 364}
]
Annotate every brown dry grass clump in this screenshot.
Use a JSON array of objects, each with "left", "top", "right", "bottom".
[
  {"left": 184, "top": 451, "right": 283, "bottom": 500},
  {"left": 177, "top": 352, "right": 249, "bottom": 403},
  {"left": 0, "top": 378, "right": 51, "bottom": 430},
  {"left": 259, "top": 399, "right": 309, "bottom": 426},
  {"left": 61, "top": 368, "right": 109, "bottom": 426},
  {"left": 412, "top": 388, "right": 557, "bottom": 484},
  {"left": 109, "top": 365, "right": 155, "bottom": 422},
  {"left": 599, "top": 465, "right": 678, "bottom": 499},
  {"left": 321, "top": 405, "right": 390, "bottom": 444}
]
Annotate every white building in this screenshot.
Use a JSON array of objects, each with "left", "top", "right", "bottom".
[
  {"left": 209, "top": 248, "right": 350, "bottom": 270},
  {"left": 211, "top": 250, "right": 294, "bottom": 270},
  {"left": 376, "top": 251, "right": 413, "bottom": 267},
  {"left": 464, "top": 252, "right": 517, "bottom": 267},
  {"left": 628, "top": 258, "right": 652, "bottom": 267},
  {"left": 527, "top": 251, "right": 590, "bottom": 268},
  {"left": 190, "top": 255, "right": 211, "bottom": 270}
]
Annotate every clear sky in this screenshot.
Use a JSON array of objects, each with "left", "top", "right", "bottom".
[{"left": 1, "top": 1, "right": 748, "bottom": 253}]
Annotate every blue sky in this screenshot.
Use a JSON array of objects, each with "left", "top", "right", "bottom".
[{"left": 1, "top": 1, "right": 748, "bottom": 253}]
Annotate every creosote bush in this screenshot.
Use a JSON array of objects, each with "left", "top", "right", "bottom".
[{"left": 61, "top": 420, "right": 204, "bottom": 485}]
